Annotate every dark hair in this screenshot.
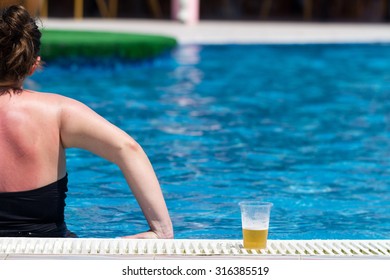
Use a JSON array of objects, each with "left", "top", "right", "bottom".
[{"left": 0, "top": 5, "right": 41, "bottom": 91}]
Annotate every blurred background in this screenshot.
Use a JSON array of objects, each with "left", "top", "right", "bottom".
[{"left": 1, "top": 0, "right": 389, "bottom": 22}]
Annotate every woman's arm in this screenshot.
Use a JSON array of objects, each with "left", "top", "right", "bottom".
[{"left": 58, "top": 96, "right": 173, "bottom": 239}]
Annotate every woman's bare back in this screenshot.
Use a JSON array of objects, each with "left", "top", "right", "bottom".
[{"left": 0, "top": 90, "right": 66, "bottom": 192}]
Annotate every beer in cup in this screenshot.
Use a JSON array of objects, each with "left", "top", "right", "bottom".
[{"left": 239, "top": 201, "right": 273, "bottom": 249}]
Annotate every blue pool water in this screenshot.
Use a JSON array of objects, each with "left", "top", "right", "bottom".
[{"left": 31, "top": 44, "right": 390, "bottom": 239}]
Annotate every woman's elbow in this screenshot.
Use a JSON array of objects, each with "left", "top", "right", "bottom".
[
  {"left": 123, "top": 138, "right": 142, "bottom": 153},
  {"left": 114, "top": 138, "right": 143, "bottom": 164}
]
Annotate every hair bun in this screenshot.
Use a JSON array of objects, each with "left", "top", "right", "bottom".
[
  {"left": 1, "top": 5, "right": 31, "bottom": 42},
  {"left": 0, "top": 5, "right": 41, "bottom": 85}
]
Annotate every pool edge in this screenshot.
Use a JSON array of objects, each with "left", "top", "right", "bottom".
[{"left": 1, "top": 238, "right": 389, "bottom": 259}]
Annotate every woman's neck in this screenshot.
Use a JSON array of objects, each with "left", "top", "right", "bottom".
[
  {"left": 0, "top": 81, "right": 22, "bottom": 86},
  {"left": 0, "top": 81, "right": 23, "bottom": 91},
  {"left": 0, "top": 81, "right": 23, "bottom": 95}
]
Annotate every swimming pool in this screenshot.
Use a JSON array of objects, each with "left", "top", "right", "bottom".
[{"left": 31, "top": 43, "right": 390, "bottom": 240}]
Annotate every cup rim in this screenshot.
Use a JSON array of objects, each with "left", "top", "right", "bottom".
[{"left": 239, "top": 201, "right": 273, "bottom": 207}]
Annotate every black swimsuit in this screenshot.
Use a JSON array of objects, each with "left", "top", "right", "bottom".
[{"left": 0, "top": 174, "right": 70, "bottom": 237}]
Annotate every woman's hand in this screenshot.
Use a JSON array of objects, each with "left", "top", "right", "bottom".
[{"left": 121, "top": 230, "right": 173, "bottom": 239}]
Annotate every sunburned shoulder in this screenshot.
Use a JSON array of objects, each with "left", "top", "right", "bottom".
[
  {"left": 22, "top": 90, "right": 97, "bottom": 123},
  {"left": 23, "top": 90, "right": 86, "bottom": 108},
  {"left": 24, "top": 90, "right": 68, "bottom": 101}
]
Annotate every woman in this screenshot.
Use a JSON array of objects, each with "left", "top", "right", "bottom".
[{"left": 0, "top": 5, "right": 173, "bottom": 238}]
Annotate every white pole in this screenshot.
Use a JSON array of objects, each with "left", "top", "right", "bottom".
[{"left": 171, "top": 0, "right": 199, "bottom": 25}]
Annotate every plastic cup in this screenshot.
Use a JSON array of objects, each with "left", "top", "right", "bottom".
[{"left": 239, "top": 201, "right": 273, "bottom": 249}]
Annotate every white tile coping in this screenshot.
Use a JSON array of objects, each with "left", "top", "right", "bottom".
[{"left": 0, "top": 238, "right": 389, "bottom": 259}]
